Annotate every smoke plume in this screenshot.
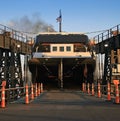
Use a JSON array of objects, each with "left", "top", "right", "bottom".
[{"left": 8, "top": 13, "right": 55, "bottom": 35}]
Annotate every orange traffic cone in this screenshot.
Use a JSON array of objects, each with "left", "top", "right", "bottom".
[
  {"left": 1, "top": 86, "right": 5, "bottom": 108},
  {"left": 82, "top": 83, "right": 85, "bottom": 92},
  {"left": 25, "top": 84, "right": 29, "bottom": 104},
  {"left": 84, "top": 83, "right": 86, "bottom": 93},
  {"left": 31, "top": 84, "right": 34, "bottom": 100},
  {"left": 98, "top": 82, "right": 101, "bottom": 98},
  {"left": 115, "top": 84, "right": 119, "bottom": 104},
  {"left": 87, "top": 83, "right": 90, "bottom": 94},
  {"left": 41, "top": 83, "right": 43, "bottom": 93},
  {"left": 107, "top": 82, "right": 111, "bottom": 101},
  {"left": 91, "top": 83, "right": 95, "bottom": 96},
  {"left": 35, "top": 83, "right": 38, "bottom": 97},
  {"left": 37, "top": 83, "right": 41, "bottom": 95}
]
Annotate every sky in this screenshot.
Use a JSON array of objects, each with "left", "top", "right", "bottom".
[{"left": 0, "top": 0, "right": 120, "bottom": 38}]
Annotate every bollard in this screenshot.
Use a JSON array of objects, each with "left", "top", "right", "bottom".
[
  {"left": 31, "top": 84, "right": 34, "bottom": 100},
  {"left": 107, "top": 82, "right": 111, "bottom": 101},
  {"left": 115, "top": 84, "right": 119, "bottom": 104},
  {"left": 91, "top": 83, "right": 95, "bottom": 96},
  {"left": 1, "top": 86, "right": 5, "bottom": 108},
  {"left": 98, "top": 82, "right": 101, "bottom": 98},
  {"left": 25, "top": 84, "right": 29, "bottom": 104}
]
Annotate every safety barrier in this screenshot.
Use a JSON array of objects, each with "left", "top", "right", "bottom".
[
  {"left": 0, "top": 83, "right": 44, "bottom": 108},
  {"left": 82, "top": 82, "right": 120, "bottom": 104}
]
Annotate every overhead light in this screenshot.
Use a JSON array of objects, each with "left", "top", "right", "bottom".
[
  {"left": 17, "top": 44, "right": 21, "bottom": 48},
  {"left": 45, "top": 58, "right": 48, "bottom": 61},
  {"left": 104, "top": 43, "right": 108, "bottom": 47}
]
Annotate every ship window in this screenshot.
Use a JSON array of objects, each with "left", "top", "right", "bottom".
[
  {"left": 53, "top": 46, "right": 57, "bottom": 51},
  {"left": 60, "top": 46, "right": 64, "bottom": 52},
  {"left": 66, "top": 46, "right": 71, "bottom": 51}
]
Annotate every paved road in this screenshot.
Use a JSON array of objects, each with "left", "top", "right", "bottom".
[{"left": 0, "top": 90, "right": 120, "bottom": 121}]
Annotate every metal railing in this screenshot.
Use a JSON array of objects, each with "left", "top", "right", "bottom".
[
  {"left": 93, "top": 24, "right": 120, "bottom": 43},
  {"left": 0, "top": 24, "right": 32, "bottom": 42},
  {"left": 0, "top": 83, "right": 43, "bottom": 108},
  {"left": 0, "top": 24, "right": 34, "bottom": 54},
  {"left": 82, "top": 82, "right": 120, "bottom": 103}
]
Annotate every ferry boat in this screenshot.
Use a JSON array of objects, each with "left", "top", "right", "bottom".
[{"left": 29, "top": 32, "right": 96, "bottom": 89}]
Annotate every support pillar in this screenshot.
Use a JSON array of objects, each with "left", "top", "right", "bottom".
[
  {"left": 117, "top": 49, "right": 120, "bottom": 63},
  {"left": 59, "top": 59, "right": 63, "bottom": 89}
]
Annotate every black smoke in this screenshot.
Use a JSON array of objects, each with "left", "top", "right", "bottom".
[{"left": 8, "top": 13, "right": 55, "bottom": 35}]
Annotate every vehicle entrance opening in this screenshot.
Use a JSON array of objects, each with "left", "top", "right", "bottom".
[{"left": 29, "top": 58, "right": 95, "bottom": 90}]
